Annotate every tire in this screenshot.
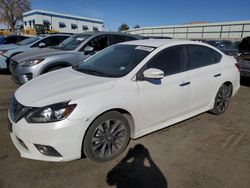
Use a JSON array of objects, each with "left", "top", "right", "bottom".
[
  {"left": 83, "top": 111, "right": 131, "bottom": 163},
  {"left": 210, "top": 84, "right": 232, "bottom": 115}
]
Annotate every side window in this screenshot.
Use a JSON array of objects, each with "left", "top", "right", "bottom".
[
  {"left": 187, "top": 45, "right": 221, "bottom": 70},
  {"left": 110, "top": 35, "right": 127, "bottom": 45},
  {"left": 126, "top": 36, "right": 137, "bottom": 41},
  {"left": 146, "top": 46, "right": 184, "bottom": 76},
  {"left": 84, "top": 35, "right": 109, "bottom": 51},
  {"left": 33, "top": 36, "right": 65, "bottom": 47},
  {"left": 5, "top": 36, "right": 17, "bottom": 44}
]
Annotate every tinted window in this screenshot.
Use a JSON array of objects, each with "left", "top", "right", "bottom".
[
  {"left": 110, "top": 35, "right": 127, "bottom": 45},
  {"left": 187, "top": 45, "right": 221, "bottom": 70},
  {"left": 33, "top": 36, "right": 68, "bottom": 47},
  {"left": 146, "top": 46, "right": 184, "bottom": 76},
  {"left": 5, "top": 36, "right": 18, "bottom": 44},
  {"left": 84, "top": 35, "right": 109, "bottom": 51}
]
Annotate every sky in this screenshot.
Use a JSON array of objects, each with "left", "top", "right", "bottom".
[{"left": 2, "top": 0, "right": 250, "bottom": 30}]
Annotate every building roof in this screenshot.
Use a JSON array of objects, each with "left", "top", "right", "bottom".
[{"left": 23, "top": 9, "right": 104, "bottom": 24}]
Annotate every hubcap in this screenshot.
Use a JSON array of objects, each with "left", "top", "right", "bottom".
[
  {"left": 91, "top": 119, "right": 126, "bottom": 158},
  {"left": 216, "top": 87, "right": 230, "bottom": 113}
]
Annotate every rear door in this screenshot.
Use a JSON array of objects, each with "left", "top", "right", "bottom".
[
  {"left": 185, "top": 45, "right": 223, "bottom": 112},
  {"left": 136, "top": 45, "right": 190, "bottom": 130}
]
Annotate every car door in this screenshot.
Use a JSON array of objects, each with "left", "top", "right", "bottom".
[
  {"left": 136, "top": 45, "right": 190, "bottom": 131},
  {"left": 185, "top": 45, "right": 223, "bottom": 112}
]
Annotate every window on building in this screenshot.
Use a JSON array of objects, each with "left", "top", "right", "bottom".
[
  {"left": 43, "top": 20, "right": 50, "bottom": 26},
  {"left": 71, "top": 24, "right": 78, "bottom": 30},
  {"left": 82, "top": 25, "right": 89, "bottom": 31},
  {"left": 59, "top": 22, "right": 66, "bottom": 28}
]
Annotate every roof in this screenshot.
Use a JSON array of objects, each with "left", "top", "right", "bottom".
[
  {"left": 73, "top": 31, "right": 142, "bottom": 38},
  {"left": 23, "top": 9, "right": 104, "bottom": 24},
  {"left": 121, "top": 39, "right": 187, "bottom": 47}
]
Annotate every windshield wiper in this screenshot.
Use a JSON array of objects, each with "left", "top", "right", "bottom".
[{"left": 76, "top": 68, "right": 117, "bottom": 77}]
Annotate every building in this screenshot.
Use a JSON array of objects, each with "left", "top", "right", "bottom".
[
  {"left": 126, "top": 20, "right": 250, "bottom": 40},
  {"left": 23, "top": 9, "right": 104, "bottom": 34}
]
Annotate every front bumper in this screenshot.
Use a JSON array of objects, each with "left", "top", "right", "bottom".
[
  {"left": 8, "top": 112, "right": 87, "bottom": 162},
  {"left": 10, "top": 61, "right": 37, "bottom": 85}
]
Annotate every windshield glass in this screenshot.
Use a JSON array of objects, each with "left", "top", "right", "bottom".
[
  {"left": 16, "top": 36, "right": 43, "bottom": 46},
  {"left": 74, "top": 44, "right": 154, "bottom": 77},
  {"left": 56, "top": 34, "right": 91, "bottom": 51}
]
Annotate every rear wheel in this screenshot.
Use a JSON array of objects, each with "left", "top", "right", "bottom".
[
  {"left": 210, "top": 84, "right": 232, "bottom": 115},
  {"left": 83, "top": 111, "right": 130, "bottom": 163}
]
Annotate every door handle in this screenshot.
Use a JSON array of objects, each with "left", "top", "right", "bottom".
[
  {"left": 214, "top": 73, "right": 221, "bottom": 77},
  {"left": 179, "top": 81, "right": 190, "bottom": 86}
]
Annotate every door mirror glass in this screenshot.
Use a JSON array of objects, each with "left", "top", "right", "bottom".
[
  {"left": 38, "top": 42, "right": 46, "bottom": 48},
  {"left": 143, "top": 68, "right": 164, "bottom": 79},
  {"left": 84, "top": 45, "right": 94, "bottom": 55}
]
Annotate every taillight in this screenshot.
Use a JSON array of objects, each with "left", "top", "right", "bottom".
[{"left": 235, "top": 63, "right": 240, "bottom": 71}]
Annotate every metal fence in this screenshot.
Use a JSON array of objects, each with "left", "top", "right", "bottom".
[{"left": 126, "top": 20, "right": 250, "bottom": 40}]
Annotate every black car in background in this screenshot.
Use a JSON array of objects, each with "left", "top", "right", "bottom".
[{"left": 0, "top": 35, "right": 29, "bottom": 45}]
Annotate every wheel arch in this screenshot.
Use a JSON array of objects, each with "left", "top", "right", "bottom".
[
  {"left": 222, "top": 81, "right": 233, "bottom": 96},
  {"left": 41, "top": 61, "right": 71, "bottom": 74},
  {"left": 81, "top": 108, "right": 136, "bottom": 158}
]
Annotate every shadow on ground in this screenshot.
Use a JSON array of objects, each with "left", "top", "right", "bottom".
[
  {"left": 0, "top": 69, "right": 10, "bottom": 75},
  {"left": 107, "top": 144, "right": 168, "bottom": 188},
  {"left": 240, "top": 77, "right": 250, "bottom": 87}
]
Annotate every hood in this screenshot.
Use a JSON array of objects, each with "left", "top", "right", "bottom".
[
  {"left": 0, "top": 44, "right": 19, "bottom": 51},
  {"left": 12, "top": 48, "right": 77, "bottom": 62},
  {"left": 15, "top": 67, "right": 117, "bottom": 107}
]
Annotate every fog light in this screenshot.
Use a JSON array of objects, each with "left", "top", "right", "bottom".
[
  {"left": 34, "top": 144, "right": 62, "bottom": 157},
  {"left": 25, "top": 73, "right": 33, "bottom": 80}
]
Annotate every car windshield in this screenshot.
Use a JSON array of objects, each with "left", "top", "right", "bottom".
[
  {"left": 56, "top": 34, "right": 91, "bottom": 51},
  {"left": 74, "top": 44, "right": 154, "bottom": 77},
  {"left": 16, "top": 36, "right": 43, "bottom": 46}
]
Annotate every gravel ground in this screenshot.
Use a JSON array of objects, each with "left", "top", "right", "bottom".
[{"left": 0, "top": 71, "right": 250, "bottom": 188}]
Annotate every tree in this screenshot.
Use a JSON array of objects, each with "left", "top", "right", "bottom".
[
  {"left": 118, "top": 23, "right": 129, "bottom": 32},
  {"left": 0, "top": 0, "right": 31, "bottom": 32},
  {"left": 134, "top": 24, "right": 140, "bottom": 29}
]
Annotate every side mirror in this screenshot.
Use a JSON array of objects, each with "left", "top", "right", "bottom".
[
  {"left": 143, "top": 68, "right": 164, "bottom": 79},
  {"left": 38, "top": 42, "right": 46, "bottom": 48},
  {"left": 84, "top": 45, "right": 94, "bottom": 55}
]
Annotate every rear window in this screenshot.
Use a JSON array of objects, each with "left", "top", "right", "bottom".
[{"left": 187, "top": 45, "right": 222, "bottom": 70}]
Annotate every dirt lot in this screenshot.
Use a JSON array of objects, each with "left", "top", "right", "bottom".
[{"left": 0, "top": 71, "right": 250, "bottom": 188}]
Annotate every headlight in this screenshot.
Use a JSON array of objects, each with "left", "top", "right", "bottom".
[
  {"left": 26, "top": 102, "right": 76, "bottom": 123},
  {"left": 20, "top": 59, "right": 44, "bottom": 67},
  {"left": 0, "top": 50, "right": 8, "bottom": 55}
]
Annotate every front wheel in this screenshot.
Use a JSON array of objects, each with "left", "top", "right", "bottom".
[
  {"left": 210, "top": 84, "right": 232, "bottom": 115},
  {"left": 83, "top": 111, "right": 131, "bottom": 162}
]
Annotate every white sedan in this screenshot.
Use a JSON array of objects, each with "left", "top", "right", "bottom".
[{"left": 8, "top": 39, "right": 240, "bottom": 162}]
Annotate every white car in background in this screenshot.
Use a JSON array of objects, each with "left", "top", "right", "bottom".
[{"left": 8, "top": 39, "right": 240, "bottom": 162}]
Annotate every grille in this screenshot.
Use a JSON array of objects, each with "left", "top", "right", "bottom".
[{"left": 9, "top": 96, "right": 31, "bottom": 123}]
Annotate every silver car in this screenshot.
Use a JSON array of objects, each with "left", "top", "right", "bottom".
[
  {"left": 10, "top": 32, "right": 141, "bottom": 85},
  {"left": 0, "top": 34, "right": 70, "bottom": 70}
]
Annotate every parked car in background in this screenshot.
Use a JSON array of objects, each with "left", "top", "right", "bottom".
[
  {"left": 238, "top": 36, "right": 250, "bottom": 54},
  {"left": 10, "top": 32, "right": 141, "bottom": 85},
  {"left": 0, "top": 35, "right": 29, "bottom": 45},
  {"left": 205, "top": 40, "right": 240, "bottom": 56},
  {"left": 8, "top": 39, "right": 240, "bottom": 162},
  {"left": 0, "top": 34, "right": 70, "bottom": 70}
]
